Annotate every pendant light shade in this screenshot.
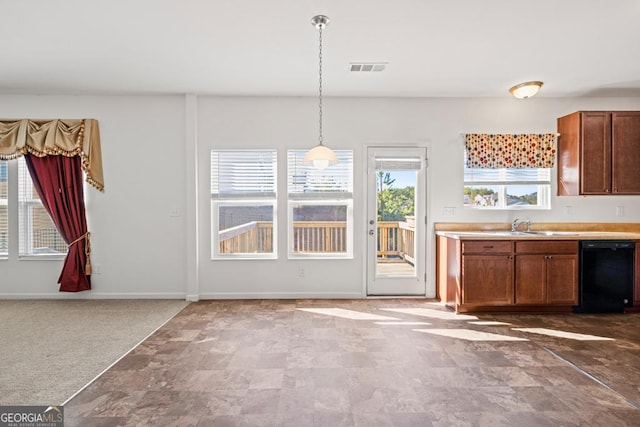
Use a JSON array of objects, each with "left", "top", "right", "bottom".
[
  {"left": 303, "top": 143, "right": 338, "bottom": 170},
  {"left": 509, "top": 81, "right": 543, "bottom": 99},
  {"left": 303, "top": 15, "right": 338, "bottom": 169}
]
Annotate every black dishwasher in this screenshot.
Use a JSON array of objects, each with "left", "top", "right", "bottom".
[{"left": 575, "top": 240, "right": 635, "bottom": 313}]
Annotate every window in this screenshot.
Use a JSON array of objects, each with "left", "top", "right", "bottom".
[
  {"left": 211, "top": 150, "right": 277, "bottom": 258},
  {"left": 287, "top": 150, "right": 353, "bottom": 258},
  {"left": 0, "top": 162, "right": 7, "bottom": 256},
  {"left": 464, "top": 165, "right": 551, "bottom": 209},
  {"left": 18, "top": 158, "right": 67, "bottom": 256}
]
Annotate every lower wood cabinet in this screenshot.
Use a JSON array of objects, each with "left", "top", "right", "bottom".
[
  {"left": 461, "top": 241, "right": 513, "bottom": 306},
  {"left": 514, "top": 241, "right": 578, "bottom": 306},
  {"left": 439, "top": 237, "right": 579, "bottom": 313},
  {"left": 515, "top": 255, "right": 578, "bottom": 305}
]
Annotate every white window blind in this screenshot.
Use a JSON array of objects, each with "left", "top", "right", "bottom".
[
  {"left": 0, "top": 162, "right": 8, "bottom": 256},
  {"left": 464, "top": 167, "right": 551, "bottom": 186},
  {"left": 375, "top": 157, "right": 423, "bottom": 171},
  {"left": 18, "top": 158, "right": 67, "bottom": 256},
  {"left": 288, "top": 150, "right": 353, "bottom": 199},
  {"left": 211, "top": 150, "right": 277, "bottom": 199}
]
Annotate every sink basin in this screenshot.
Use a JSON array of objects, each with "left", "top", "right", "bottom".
[
  {"left": 446, "top": 230, "right": 579, "bottom": 238},
  {"left": 449, "top": 230, "right": 578, "bottom": 237},
  {"left": 492, "top": 231, "right": 532, "bottom": 236},
  {"left": 526, "top": 231, "right": 578, "bottom": 236}
]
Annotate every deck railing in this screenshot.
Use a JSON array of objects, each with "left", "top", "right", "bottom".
[
  {"left": 219, "top": 221, "right": 273, "bottom": 253},
  {"left": 219, "top": 219, "right": 415, "bottom": 260},
  {"left": 377, "top": 221, "right": 415, "bottom": 263}
]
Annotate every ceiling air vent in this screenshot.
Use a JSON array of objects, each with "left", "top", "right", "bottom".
[{"left": 349, "top": 63, "right": 386, "bottom": 72}]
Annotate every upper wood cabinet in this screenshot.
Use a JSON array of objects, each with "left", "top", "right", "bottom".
[{"left": 557, "top": 111, "right": 640, "bottom": 195}]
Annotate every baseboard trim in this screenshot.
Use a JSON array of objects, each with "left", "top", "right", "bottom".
[
  {"left": 0, "top": 292, "right": 367, "bottom": 300},
  {"left": 0, "top": 292, "right": 187, "bottom": 300},
  {"left": 198, "top": 292, "right": 364, "bottom": 300}
]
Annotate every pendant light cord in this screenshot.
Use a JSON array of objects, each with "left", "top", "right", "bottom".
[{"left": 318, "top": 25, "right": 323, "bottom": 146}]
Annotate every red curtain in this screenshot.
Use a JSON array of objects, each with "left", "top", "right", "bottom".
[{"left": 25, "top": 154, "right": 91, "bottom": 292}]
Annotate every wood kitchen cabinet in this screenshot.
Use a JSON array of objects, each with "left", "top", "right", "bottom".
[
  {"left": 437, "top": 236, "right": 579, "bottom": 313},
  {"left": 462, "top": 241, "right": 514, "bottom": 306},
  {"left": 514, "top": 241, "right": 579, "bottom": 305},
  {"left": 557, "top": 111, "right": 640, "bottom": 195}
]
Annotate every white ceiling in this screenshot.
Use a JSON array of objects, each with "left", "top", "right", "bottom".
[{"left": 2, "top": 0, "right": 640, "bottom": 98}]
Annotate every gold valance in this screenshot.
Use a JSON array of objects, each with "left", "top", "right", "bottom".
[
  {"left": 0, "top": 119, "right": 104, "bottom": 191},
  {"left": 465, "top": 133, "right": 556, "bottom": 169}
]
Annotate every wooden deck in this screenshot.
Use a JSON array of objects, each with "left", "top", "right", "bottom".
[{"left": 376, "top": 261, "right": 415, "bottom": 276}]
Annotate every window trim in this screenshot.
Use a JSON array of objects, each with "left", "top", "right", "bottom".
[
  {"left": 17, "top": 158, "right": 67, "bottom": 259},
  {"left": 210, "top": 149, "right": 278, "bottom": 260},
  {"left": 464, "top": 163, "right": 551, "bottom": 210},
  {"left": 287, "top": 149, "right": 354, "bottom": 259}
]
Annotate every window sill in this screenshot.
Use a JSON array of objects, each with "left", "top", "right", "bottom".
[
  {"left": 464, "top": 205, "right": 551, "bottom": 211},
  {"left": 288, "top": 254, "right": 354, "bottom": 260},
  {"left": 211, "top": 254, "right": 278, "bottom": 261},
  {"left": 19, "top": 254, "right": 66, "bottom": 261}
]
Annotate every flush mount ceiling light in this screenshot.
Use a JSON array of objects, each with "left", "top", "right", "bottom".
[
  {"left": 509, "top": 81, "right": 543, "bottom": 99},
  {"left": 303, "top": 15, "right": 338, "bottom": 170}
]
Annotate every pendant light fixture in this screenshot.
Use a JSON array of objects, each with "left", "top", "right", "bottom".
[
  {"left": 509, "top": 81, "right": 543, "bottom": 99},
  {"left": 303, "top": 15, "right": 338, "bottom": 170}
]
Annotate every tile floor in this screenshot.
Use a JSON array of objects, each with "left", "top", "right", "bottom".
[{"left": 65, "top": 299, "right": 640, "bottom": 426}]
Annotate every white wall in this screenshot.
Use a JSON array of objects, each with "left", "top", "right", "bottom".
[
  {"left": 1, "top": 94, "right": 639, "bottom": 298},
  {"left": 197, "top": 96, "right": 640, "bottom": 299},
  {"left": 0, "top": 95, "right": 187, "bottom": 298}
]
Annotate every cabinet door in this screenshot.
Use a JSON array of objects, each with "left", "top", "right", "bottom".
[
  {"left": 515, "top": 255, "right": 546, "bottom": 304},
  {"left": 462, "top": 255, "right": 513, "bottom": 305},
  {"left": 546, "top": 254, "right": 578, "bottom": 305},
  {"left": 612, "top": 112, "right": 640, "bottom": 194},
  {"left": 581, "top": 112, "right": 612, "bottom": 194}
]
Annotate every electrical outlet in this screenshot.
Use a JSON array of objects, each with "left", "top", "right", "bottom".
[
  {"left": 297, "top": 267, "right": 305, "bottom": 278},
  {"left": 616, "top": 206, "right": 625, "bottom": 217},
  {"left": 93, "top": 263, "right": 102, "bottom": 274},
  {"left": 565, "top": 206, "right": 572, "bottom": 216}
]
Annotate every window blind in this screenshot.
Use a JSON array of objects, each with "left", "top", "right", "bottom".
[
  {"left": 18, "top": 158, "right": 66, "bottom": 255},
  {"left": 464, "top": 167, "right": 551, "bottom": 186},
  {"left": 375, "top": 156, "right": 422, "bottom": 171},
  {"left": 211, "top": 150, "right": 277, "bottom": 199},
  {"left": 0, "top": 162, "right": 7, "bottom": 255},
  {"left": 288, "top": 150, "right": 353, "bottom": 199}
]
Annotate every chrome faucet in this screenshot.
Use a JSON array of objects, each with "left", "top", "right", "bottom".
[{"left": 511, "top": 218, "right": 531, "bottom": 232}]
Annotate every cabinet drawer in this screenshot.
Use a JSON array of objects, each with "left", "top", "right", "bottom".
[
  {"left": 515, "top": 240, "right": 578, "bottom": 254},
  {"left": 462, "top": 240, "right": 512, "bottom": 254}
]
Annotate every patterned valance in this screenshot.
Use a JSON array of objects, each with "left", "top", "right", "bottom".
[
  {"left": 0, "top": 119, "right": 103, "bottom": 191},
  {"left": 465, "top": 133, "right": 556, "bottom": 169}
]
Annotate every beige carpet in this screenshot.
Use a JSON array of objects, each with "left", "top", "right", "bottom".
[{"left": 0, "top": 299, "right": 188, "bottom": 406}]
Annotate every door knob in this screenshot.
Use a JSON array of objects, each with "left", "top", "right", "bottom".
[{"left": 369, "top": 230, "right": 375, "bottom": 236}]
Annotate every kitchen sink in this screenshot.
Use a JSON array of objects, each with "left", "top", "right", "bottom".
[
  {"left": 525, "top": 231, "right": 578, "bottom": 236},
  {"left": 449, "top": 230, "right": 579, "bottom": 237}
]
